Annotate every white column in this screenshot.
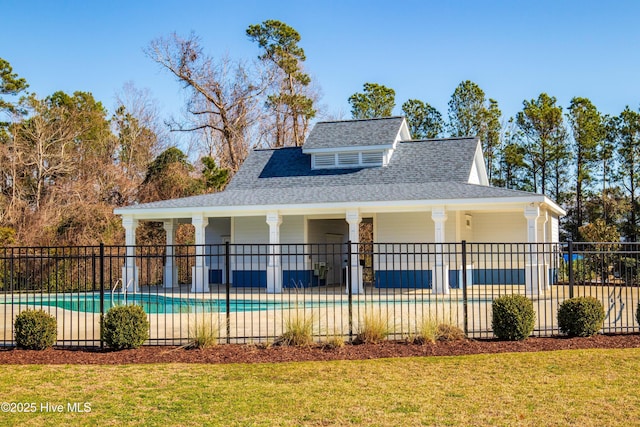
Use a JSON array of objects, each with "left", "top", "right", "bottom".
[
  {"left": 163, "top": 219, "right": 178, "bottom": 289},
  {"left": 432, "top": 207, "right": 449, "bottom": 294},
  {"left": 346, "top": 210, "right": 363, "bottom": 295},
  {"left": 525, "top": 205, "right": 542, "bottom": 295},
  {"left": 539, "top": 211, "right": 550, "bottom": 290},
  {"left": 266, "top": 212, "right": 283, "bottom": 293},
  {"left": 191, "top": 214, "right": 210, "bottom": 292},
  {"left": 121, "top": 216, "right": 139, "bottom": 293}
]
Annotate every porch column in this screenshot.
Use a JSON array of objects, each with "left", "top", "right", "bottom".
[
  {"left": 266, "top": 212, "right": 282, "bottom": 293},
  {"left": 163, "top": 219, "right": 178, "bottom": 289},
  {"left": 539, "top": 211, "right": 550, "bottom": 290},
  {"left": 191, "top": 214, "right": 210, "bottom": 292},
  {"left": 121, "top": 216, "right": 139, "bottom": 293},
  {"left": 346, "top": 210, "right": 363, "bottom": 294},
  {"left": 525, "top": 205, "right": 543, "bottom": 295},
  {"left": 432, "top": 207, "right": 449, "bottom": 294}
]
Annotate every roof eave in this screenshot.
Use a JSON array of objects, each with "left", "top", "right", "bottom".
[{"left": 115, "top": 194, "right": 564, "bottom": 220}]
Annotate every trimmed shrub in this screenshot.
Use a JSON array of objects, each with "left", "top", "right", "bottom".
[
  {"left": 492, "top": 295, "right": 536, "bottom": 341},
  {"left": 14, "top": 309, "right": 57, "bottom": 350},
  {"left": 103, "top": 305, "right": 150, "bottom": 349},
  {"left": 557, "top": 297, "right": 605, "bottom": 337}
]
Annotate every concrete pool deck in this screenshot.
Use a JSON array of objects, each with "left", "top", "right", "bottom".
[{"left": 1, "top": 284, "right": 638, "bottom": 346}]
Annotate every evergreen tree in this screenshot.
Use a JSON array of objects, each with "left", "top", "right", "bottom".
[
  {"left": 447, "top": 81, "right": 501, "bottom": 181},
  {"left": 247, "top": 20, "right": 316, "bottom": 147},
  {"left": 615, "top": 107, "right": 640, "bottom": 241},
  {"left": 348, "top": 83, "right": 395, "bottom": 119},
  {"left": 401, "top": 99, "right": 443, "bottom": 138},
  {"left": 516, "top": 93, "right": 568, "bottom": 202},
  {"left": 566, "top": 97, "right": 604, "bottom": 239}
]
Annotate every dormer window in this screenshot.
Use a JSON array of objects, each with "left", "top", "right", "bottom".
[{"left": 312, "top": 150, "right": 386, "bottom": 169}]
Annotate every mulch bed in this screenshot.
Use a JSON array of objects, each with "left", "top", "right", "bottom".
[{"left": 1, "top": 334, "right": 640, "bottom": 365}]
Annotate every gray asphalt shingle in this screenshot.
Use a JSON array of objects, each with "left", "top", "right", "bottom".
[
  {"left": 119, "top": 130, "right": 539, "bottom": 211},
  {"left": 302, "top": 117, "right": 405, "bottom": 150}
]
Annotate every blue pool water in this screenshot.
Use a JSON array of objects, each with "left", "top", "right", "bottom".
[
  {"left": 2, "top": 293, "right": 320, "bottom": 314},
  {"left": 2, "top": 293, "right": 492, "bottom": 314}
]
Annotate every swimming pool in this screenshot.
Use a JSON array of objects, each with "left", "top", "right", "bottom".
[
  {"left": 1, "top": 293, "right": 324, "bottom": 314},
  {"left": 1, "top": 292, "right": 488, "bottom": 314}
]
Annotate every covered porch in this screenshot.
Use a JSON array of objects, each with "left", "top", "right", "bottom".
[{"left": 117, "top": 202, "right": 560, "bottom": 296}]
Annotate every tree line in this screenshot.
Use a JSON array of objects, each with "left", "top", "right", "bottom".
[
  {"left": 348, "top": 80, "right": 640, "bottom": 243},
  {"left": 1, "top": 20, "right": 639, "bottom": 246}
]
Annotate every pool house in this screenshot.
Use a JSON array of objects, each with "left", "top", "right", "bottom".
[{"left": 114, "top": 117, "right": 565, "bottom": 295}]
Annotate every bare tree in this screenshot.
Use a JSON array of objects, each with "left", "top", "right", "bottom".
[{"left": 146, "top": 33, "right": 267, "bottom": 172}]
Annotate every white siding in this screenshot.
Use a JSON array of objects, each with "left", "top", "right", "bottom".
[
  {"left": 233, "top": 216, "right": 268, "bottom": 270},
  {"left": 376, "top": 212, "right": 433, "bottom": 243},
  {"left": 280, "top": 215, "right": 306, "bottom": 269},
  {"left": 551, "top": 214, "right": 559, "bottom": 242},
  {"left": 234, "top": 216, "right": 268, "bottom": 243},
  {"left": 458, "top": 212, "right": 473, "bottom": 242},
  {"left": 468, "top": 161, "right": 480, "bottom": 184},
  {"left": 470, "top": 212, "right": 527, "bottom": 242},
  {"left": 281, "top": 215, "right": 304, "bottom": 244}
]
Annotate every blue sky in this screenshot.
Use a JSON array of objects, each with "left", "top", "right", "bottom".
[{"left": 3, "top": 0, "right": 640, "bottom": 132}]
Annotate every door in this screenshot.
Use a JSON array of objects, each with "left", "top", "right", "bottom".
[{"left": 325, "top": 233, "right": 344, "bottom": 285}]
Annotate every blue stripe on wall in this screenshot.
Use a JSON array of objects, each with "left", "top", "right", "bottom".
[
  {"left": 232, "top": 271, "right": 267, "bottom": 287},
  {"left": 374, "top": 270, "right": 432, "bottom": 289},
  {"left": 208, "top": 269, "right": 222, "bottom": 284},
  {"left": 449, "top": 270, "right": 461, "bottom": 289},
  {"left": 472, "top": 269, "right": 525, "bottom": 285}
]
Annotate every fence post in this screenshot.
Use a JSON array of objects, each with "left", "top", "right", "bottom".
[
  {"left": 567, "top": 239, "right": 574, "bottom": 298},
  {"left": 99, "top": 242, "right": 105, "bottom": 349},
  {"left": 225, "top": 241, "right": 231, "bottom": 344},
  {"left": 461, "top": 241, "right": 468, "bottom": 337},
  {"left": 347, "top": 240, "right": 353, "bottom": 342}
]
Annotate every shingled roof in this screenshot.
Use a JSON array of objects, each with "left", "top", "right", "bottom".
[
  {"left": 118, "top": 134, "right": 541, "bottom": 211},
  {"left": 302, "top": 117, "right": 405, "bottom": 151},
  {"left": 228, "top": 137, "right": 479, "bottom": 191}
]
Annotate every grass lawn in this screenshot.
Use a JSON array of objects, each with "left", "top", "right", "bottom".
[{"left": 0, "top": 348, "right": 639, "bottom": 426}]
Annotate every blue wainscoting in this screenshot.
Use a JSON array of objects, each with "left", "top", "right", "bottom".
[
  {"left": 282, "top": 270, "right": 325, "bottom": 288},
  {"left": 449, "top": 270, "right": 461, "bottom": 289},
  {"left": 375, "top": 270, "right": 464, "bottom": 289},
  {"left": 374, "top": 270, "right": 432, "bottom": 288},
  {"left": 472, "top": 269, "right": 525, "bottom": 285},
  {"left": 232, "top": 270, "right": 267, "bottom": 287},
  {"left": 208, "top": 269, "right": 223, "bottom": 284}
]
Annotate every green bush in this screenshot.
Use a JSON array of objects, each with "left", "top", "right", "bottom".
[
  {"left": 102, "top": 305, "right": 150, "bottom": 349},
  {"left": 492, "top": 295, "right": 536, "bottom": 341},
  {"left": 14, "top": 309, "right": 57, "bottom": 350},
  {"left": 557, "top": 297, "right": 605, "bottom": 337}
]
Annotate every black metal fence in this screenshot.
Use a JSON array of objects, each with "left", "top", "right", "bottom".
[{"left": 0, "top": 241, "right": 638, "bottom": 347}]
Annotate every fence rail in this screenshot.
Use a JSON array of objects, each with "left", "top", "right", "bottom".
[{"left": 0, "top": 241, "right": 638, "bottom": 347}]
